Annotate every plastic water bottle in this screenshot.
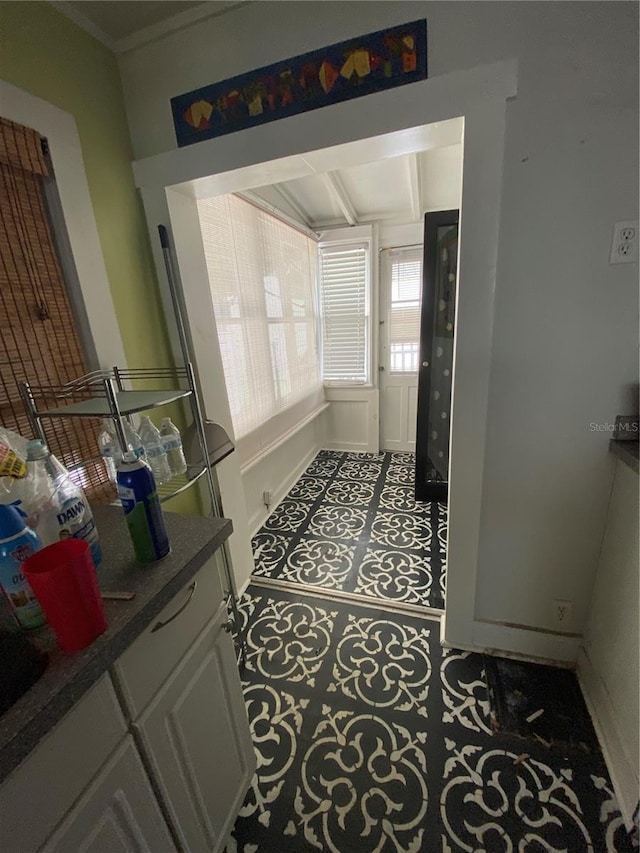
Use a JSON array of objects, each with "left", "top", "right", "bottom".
[
  {"left": 0, "top": 504, "right": 47, "bottom": 629},
  {"left": 98, "top": 420, "right": 117, "bottom": 483},
  {"left": 25, "top": 440, "right": 102, "bottom": 566},
  {"left": 138, "top": 417, "right": 171, "bottom": 485},
  {"left": 124, "top": 421, "right": 144, "bottom": 460},
  {"left": 117, "top": 452, "right": 170, "bottom": 563},
  {"left": 160, "top": 418, "right": 187, "bottom": 477}
]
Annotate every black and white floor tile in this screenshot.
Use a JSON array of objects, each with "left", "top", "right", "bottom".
[
  {"left": 227, "top": 588, "right": 633, "bottom": 853},
  {"left": 252, "top": 450, "right": 446, "bottom": 610}
]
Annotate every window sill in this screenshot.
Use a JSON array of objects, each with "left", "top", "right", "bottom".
[{"left": 239, "top": 402, "right": 329, "bottom": 475}]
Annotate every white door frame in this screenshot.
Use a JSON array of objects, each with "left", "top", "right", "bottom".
[{"left": 133, "top": 60, "right": 518, "bottom": 654}]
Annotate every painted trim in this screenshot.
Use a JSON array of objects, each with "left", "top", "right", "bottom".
[
  {"left": 475, "top": 617, "right": 582, "bottom": 640},
  {"left": 116, "top": 2, "right": 250, "bottom": 55},
  {"left": 241, "top": 403, "right": 329, "bottom": 475},
  {"left": 132, "top": 60, "right": 520, "bottom": 657},
  {"left": 132, "top": 62, "right": 516, "bottom": 191},
  {"left": 49, "top": 1, "right": 117, "bottom": 52},
  {"left": 246, "top": 441, "right": 319, "bottom": 537},
  {"left": 439, "top": 619, "right": 581, "bottom": 666},
  {"left": 577, "top": 646, "right": 639, "bottom": 831},
  {"left": 0, "top": 81, "right": 127, "bottom": 371}
]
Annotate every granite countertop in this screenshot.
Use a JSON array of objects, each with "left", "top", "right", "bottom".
[
  {"left": 0, "top": 505, "right": 233, "bottom": 785},
  {"left": 610, "top": 439, "right": 639, "bottom": 474}
]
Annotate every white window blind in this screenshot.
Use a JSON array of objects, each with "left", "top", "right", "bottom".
[
  {"left": 388, "top": 247, "right": 422, "bottom": 374},
  {"left": 197, "top": 194, "right": 320, "bottom": 441},
  {"left": 319, "top": 243, "right": 369, "bottom": 383}
]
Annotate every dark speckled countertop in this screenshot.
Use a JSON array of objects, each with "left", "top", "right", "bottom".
[
  {"left": 610, "top": 439, "right": 639, "bottom": 473},
  {"left": 0, "top": 505, "right": 232, "bottom": 785}
]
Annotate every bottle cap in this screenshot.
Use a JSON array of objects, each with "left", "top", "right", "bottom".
[{"left": 26, "top": 439, "right": 48, "bottom": 460}]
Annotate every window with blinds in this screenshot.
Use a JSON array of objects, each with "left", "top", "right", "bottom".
[
  {"left": 318, "top": 243, "right": 370, "bottom": 384},
  {"left": 197, "top": 194, "right": 321, "bottom": 441},
  {"left": 388, "top": 247, "right": 423, "bottom": 374},
  {"left": 0, "top": 117, "right": 114, "bottom": 503}
]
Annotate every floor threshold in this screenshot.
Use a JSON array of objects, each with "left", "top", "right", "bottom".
[{"left": 250, "top": 575, "right": 444, "bottom": 622}]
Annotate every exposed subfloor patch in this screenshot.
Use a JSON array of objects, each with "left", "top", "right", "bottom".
[
  {"left": 227, "top": 586, "right": 633, "bottom": 852},
  {"left": 251, "top": 450, "right": 446, "bottom": 611}
]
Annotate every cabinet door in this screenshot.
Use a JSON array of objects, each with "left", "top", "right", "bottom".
[
  {"left": 134, "top": 605, "right": 255, "bottom": 853},
  {"left": 0, "top": 675, "right": 127, "bottom": 853},
  {"left": 41, "top": 736, "right": 176, "bottom": 853},
  {"left": 113, "top": 552, "right": 226, "bottom": 718}
]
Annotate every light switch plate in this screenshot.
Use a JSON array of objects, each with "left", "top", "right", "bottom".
[{"left": 610, "top": 220, "right": 639, "bottom": 264}]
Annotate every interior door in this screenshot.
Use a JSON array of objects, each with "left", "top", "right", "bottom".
[
  {"left": 415, "top": 211, "right": 459, "bottom": 501},
  {"left": 379, "top": 246, "right": 423, "bottom": 452}
]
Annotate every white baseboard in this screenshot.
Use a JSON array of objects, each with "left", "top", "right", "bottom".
[
  {"left": 577, "top": 646, "right": 639, "bottom": 832},
  {"left": 322, "top": 442, "right": 374, "bottom": 453},
  {"left": 246, "top": 443, "right": 319, "bottom": 536},
  {"left": 448, "top": 619, "right": 582, "bottom": 665}
]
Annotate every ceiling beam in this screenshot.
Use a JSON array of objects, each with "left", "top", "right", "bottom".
[
  {"left": 270, "top": 183, "right": 314, "bottom": 229},
  {"left": 237, "top": 190, "right": 318, "bottom": 239},
  {"left": 321, "top": 172, "right": 358, "bottom": 226}
]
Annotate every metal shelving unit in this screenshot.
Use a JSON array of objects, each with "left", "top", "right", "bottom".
[{"left": 20, "top": 363, "right": 247, "bottom": 666}]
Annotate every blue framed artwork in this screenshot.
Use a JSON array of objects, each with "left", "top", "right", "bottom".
[{"left": 171, "top": 19, "right": 428, "bottom": 148}]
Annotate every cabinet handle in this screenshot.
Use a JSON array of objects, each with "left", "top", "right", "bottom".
[{"left": 151, "top": 581, "right": 197, "bottom": 633}]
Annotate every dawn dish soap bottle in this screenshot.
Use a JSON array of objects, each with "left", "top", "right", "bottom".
[{"left": 25, "top": 440, "right": 102, "bottom": 566}]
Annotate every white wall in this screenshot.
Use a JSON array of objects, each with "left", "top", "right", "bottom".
[
  {"left": 323, "top": 387, "right": 380, "bottom": 453},
  {"left": 578, "top": 459, "right": 639, "bottom": 829},
  {"left": 120, "top": 2, "right": 639, "bottom": 652}
]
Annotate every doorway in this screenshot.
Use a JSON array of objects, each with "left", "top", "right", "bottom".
[
  {"left": 379, "top": 244, "right": 422, "bottom": 452},
  {"left": 138, "top": 60, "right": 516, "bottom": 652}
]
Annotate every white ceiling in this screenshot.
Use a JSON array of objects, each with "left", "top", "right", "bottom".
[
  {"left": 50, "top": 1, "right": 242, "bottom": 52},
  {"left": 247, "top": 121, "right": 464, "bottom": 231}
]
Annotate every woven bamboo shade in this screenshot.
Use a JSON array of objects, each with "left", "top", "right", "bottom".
[
  {"left": 0, "top": 118, "right": 49, "bottom": 177},
  {"left": 0, "top": 117, "right": 115, "bottom": 503}
]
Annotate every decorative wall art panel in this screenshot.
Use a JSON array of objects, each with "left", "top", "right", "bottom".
[{"left": 171, "top": 20, "right": 428, "bottom": 147}]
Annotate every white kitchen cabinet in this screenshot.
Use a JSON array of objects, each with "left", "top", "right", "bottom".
[
  {"left": 41, "top": 736, "right": 176, "bottom": 853},
  {"left": 133, "top": 603, "right": 255, "bottom": 853},
  {"left": 112, "top": 552, "right": 226, "bottom": 718},
  {"left": 0, "top": 676, "right": 127, "bottom": 853}
]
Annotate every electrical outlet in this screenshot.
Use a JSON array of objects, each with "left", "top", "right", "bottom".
[
  {"left": 610, "top": 220, "right": 639, "bottom": 264},
  {"left": 262, "top": 489, "right": 272, "bottom": 507},
  {"left": 554, "top": 599, "right": 573, "bottom": 623}
]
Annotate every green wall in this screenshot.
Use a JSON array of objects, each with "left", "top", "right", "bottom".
[
  {"left": 0, "top": 0, "right": 172, "bottom": 371},
  {"left": 0, "top": 2, "right": 198, "bottom": 514}
]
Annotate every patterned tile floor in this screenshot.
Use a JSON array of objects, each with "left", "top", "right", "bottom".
[
  {"left": 227, "top": 588, "right": 633, "bottom": 852},
  {"left": 252, "top": 450, "right": 446, "bottom": 610}
]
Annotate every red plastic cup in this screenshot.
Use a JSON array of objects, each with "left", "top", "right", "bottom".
[{"left": 22, "top": 539, "right": 107, "bottom": 653}]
